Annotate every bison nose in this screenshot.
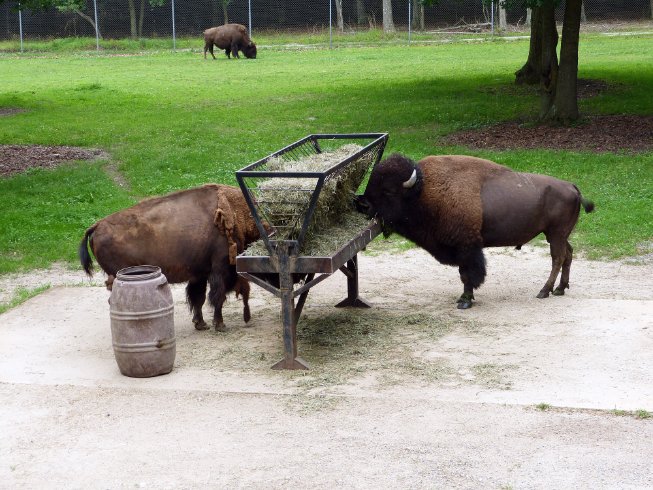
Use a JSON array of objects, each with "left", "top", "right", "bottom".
[{"left": 353, "top": 195, "right": 373, "bottom": 216}]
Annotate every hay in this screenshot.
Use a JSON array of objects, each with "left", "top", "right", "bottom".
[
  {"left": 244, "top": 210, "right": 373, "bottom": 257},
  {"left": 255, "top": 144, "right": 373, "bottom": 242}
]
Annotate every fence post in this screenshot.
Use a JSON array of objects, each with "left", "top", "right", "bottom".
[
  {"left": 408, "top": 0, "right": 411, "bottom": 45},
  {"left": 329, "top": 0, "right": 332, "bottom": 49},
  {"left": 18, "top": 2, "right": 23, "bottom": 53},
  {"left": 171, "top": 0, "right": 176, "bottom": 50},
  {"left": 93, "top": 0, "right": 99, "bottom": 51},
  {"left": 248, "top": 0, "right": 252, "bottom": 37},
  {"left": 491, "top": 0, "right": 494, "bottom": 35}
]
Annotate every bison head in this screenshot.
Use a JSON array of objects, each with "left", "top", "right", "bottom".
[
  {"left": 355, "top": 153, "right": 423, "bottom": 235},
  {"left": 243, "top": 42, "right": 257, "bottom": 59}
]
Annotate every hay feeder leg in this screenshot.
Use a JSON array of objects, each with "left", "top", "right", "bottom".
[{"left": 335, "top": 255, "right": 371, "bottom": 308}]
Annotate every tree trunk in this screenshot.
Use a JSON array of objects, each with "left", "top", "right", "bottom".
[
  {"left": 73, "top": 8, "right": 102, "bottom": 39},
  {"left": 382, "top": 0, "right": 395, "bottom": 33},
  {"left": 128, "top": 0, "right": 137, "bottom": 39},
  {"left": 334, "top": 0, "right": 344, "bottom": 32},
  {"left": 581, "top": 0, "right": 587, "bottom": 22},
  {"left": 412, "top": 0, "right": 424, "bottom": 30},
  {"left": 138, "top": 0, "right": 145, "bottom": 38},
  {"left": 222, "top": 1, "right": 229, "bottom": 24},
  {"left": 526, "top": 8, "right": 531, "bottom": 26},
  {"left": 210, "top": 0, "right": 219, "bottom": 25},
  {"left": 355, "top": 0, "right": 366, "bottom": 25},
  {"left": 499, "top": 4, "right": 507, "bottom": 30},
  {"left": 550, "top": 0, "right": 583, "bottom": 122},
  {"left": 515, "top": 6, "right": 542, "bottom": 85},
  {"left": 538, "top": 2, "right": 559, "bottom": 119}
]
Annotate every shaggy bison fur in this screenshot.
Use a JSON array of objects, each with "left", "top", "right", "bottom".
[
  {"left": 356, "top": 154, "right": 595, "bottom": 309},
  {"left": 203, "top": 23, "right": 257, "bottom": 60},
  {"left": 79, "top": 184, "right": 261, "bottom": 331}
]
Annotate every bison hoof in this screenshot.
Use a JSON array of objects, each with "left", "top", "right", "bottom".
[
  {"left": 457, "top": 299, "right": 473, "bottom": 310},
  {"left": 536, "top": 290, "right": 550, "bottom": 299},
  {"left": 456, "top": 293, "right": 474, "bottom": 309},
  {"left": 552, "top": 287, "right": 566, "bottom": 296},
  {"left": 194, "top": 321, "right": 209, "bottom": 331},
  {"left": 214, "top": 322, "right": 227, "bottom": 332}
]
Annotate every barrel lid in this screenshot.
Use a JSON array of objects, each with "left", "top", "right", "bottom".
[{"left": 116, "top": 265, "right": 162, "bottom": 282}]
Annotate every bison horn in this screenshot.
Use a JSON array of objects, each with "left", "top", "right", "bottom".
[{"left": 402, "top": 169, "right": 417, "bottom": 188}]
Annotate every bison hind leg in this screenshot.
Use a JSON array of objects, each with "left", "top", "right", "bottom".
[
  {"left": 456, "top": 248, "right": 486, "bottom": 309},
  {"left": 552, "top": 241, "right": 573, "bottom": 296},
  {"left": 186, "top": 278, "right": 209, "bottom": 330},
  {"left": 537, "top": 236, "right": 568, "bottom": 299}
]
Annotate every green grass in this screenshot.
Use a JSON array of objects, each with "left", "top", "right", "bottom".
[{"left": 0, "top": 33, "right": 652, "bottom": 274}]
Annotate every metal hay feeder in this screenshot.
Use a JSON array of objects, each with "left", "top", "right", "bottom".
[{"left": 236, "top": 133, "right": 388, "bottom": 370}]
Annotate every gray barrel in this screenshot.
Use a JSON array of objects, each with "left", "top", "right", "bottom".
[{"left": 109, "top": 265, "right": 175, "bottom": 378}]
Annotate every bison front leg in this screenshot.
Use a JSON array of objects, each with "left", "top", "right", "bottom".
[
  {"left": 230, "top": 42, "right": 240, "bottom": 58},
  {"left": 234, "top": 277, "right": 251, "bottom": 324},
  {"left": 456, "top": 248, "right": 486, "bottom": 309},
  {"left": 186, "top": 279, "right": 209, "bottom": 330}
]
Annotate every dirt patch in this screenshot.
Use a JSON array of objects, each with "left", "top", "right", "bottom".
[
  {"left": 445, "top": 114, "right": 653, "bottom": 153},
  {"left": 0, "top": 107, "right": 26, "bottom": 117},
  {"left": 447, "top": 79, "right": 652, "bottom": 153},
  {"left": 0, "top": 144, "right": 108, "bottom": 177}
]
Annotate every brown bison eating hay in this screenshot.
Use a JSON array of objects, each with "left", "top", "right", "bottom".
[
  {"left": 356, "top": 154, "right": 595, "bottom": 309},
  {"left": 203, "top": 23, "right": 257, "bottom": 60},
  {"left": 79, "top": 184, "right": 261, "bottom": 331}
]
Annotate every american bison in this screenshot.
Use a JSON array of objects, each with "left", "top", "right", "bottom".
[
  {"left": 355, "top": 154, "right": 595, "bottom": 309},
  {"left": 79, "top": 184, "right": 262, "bottom": 331},
  {"left": 203, "top": 23, "right": 257, "bottom": 60}
]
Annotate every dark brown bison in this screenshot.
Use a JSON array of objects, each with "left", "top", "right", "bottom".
[
  {"left": 203, "top": 24, "right": 257, "bottom": 60},
  {"left": 79, "top": 184, "right": 261, "bottom": 331},
  {"left": 356, "top": 154, "right": 595, "bottom": 309}
]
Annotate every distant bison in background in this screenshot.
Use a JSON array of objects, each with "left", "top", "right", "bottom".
[
  {"left": 203, "top": 23, "right": 257, "bottom": 60},
  {"left": 79, "top": 184, "right": 261, "bottom": 331},
  {"left": 356, "top": 154, "right": 595, "bottom": 309}
]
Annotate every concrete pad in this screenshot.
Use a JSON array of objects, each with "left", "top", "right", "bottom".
[{"left": 1, "top": 247, "right": 652, "bottom": 488}]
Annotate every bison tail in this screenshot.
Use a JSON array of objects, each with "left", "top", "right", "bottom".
[
  {"left": 78, "top": 224, "right": 96, "bottom": 277},
  {"left": 581, "top": 196, "right": 595, "bottom": 214}
]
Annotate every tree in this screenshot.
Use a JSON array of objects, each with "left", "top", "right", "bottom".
[
  {"left": 514, "top": 0, "right": 583, "bottom": 122},
  {"left": 126, "top": 0, "right": 165, "bottom": 39},
  {"left": 382, "top": 0, "right": 395, "bottom": 33},
  {"left": 56, "top": 0, "right": 101, "bottom": 38},
  {"left": 355, "top": 0, "right": 366, "bottom": 25},
  {"left": 419, "top": 0, "right": 583, "bottom": 123},
  {"left": 334, "top": 0, "right": 344, "bottom": 32},
  {"left": 221, "top": 0, "right": 231, "bottom": 25}
]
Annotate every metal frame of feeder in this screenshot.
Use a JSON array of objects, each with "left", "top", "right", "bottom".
[{"left": 235, "top": 133, "right": 388, "bottom": 370}]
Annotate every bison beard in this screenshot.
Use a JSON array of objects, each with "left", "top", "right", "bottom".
[
  {"left": 79, "top": 184, "right": 261, "bottom": 331},
  {"left": 356, "top": 153, "right": 594, "bottom": 309}
]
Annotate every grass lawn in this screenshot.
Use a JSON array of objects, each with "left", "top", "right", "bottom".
[{"left": 0, "top": 33, "right": 652, "bottom": 275}]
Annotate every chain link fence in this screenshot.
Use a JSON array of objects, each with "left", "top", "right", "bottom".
[{"left": 1, "top": 0, "right": 652, "bottom": 50}]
